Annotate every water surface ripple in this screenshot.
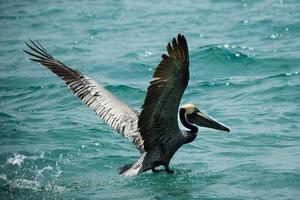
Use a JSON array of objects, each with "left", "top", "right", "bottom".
[{"left": 1, "top": 0, "right": 300, "bottom": 199}]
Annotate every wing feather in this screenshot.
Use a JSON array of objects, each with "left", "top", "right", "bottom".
[
  {"left": 24, "top": 40, "right": 144, "bottom": 152},
  {"left": 138, "top": 34, "right": 190, "bottom": 151}
]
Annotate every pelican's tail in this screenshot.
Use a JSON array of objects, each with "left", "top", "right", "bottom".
[
  {"left": 118, "top": 163, "right": 134, "bottom": 174},
  {"left": 119, "top": 153, "right": 148, "bottom": 176}
]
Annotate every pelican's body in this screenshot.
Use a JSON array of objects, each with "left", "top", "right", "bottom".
[{"left": 24, "top": 34, "right": 230, "bottom": 176}]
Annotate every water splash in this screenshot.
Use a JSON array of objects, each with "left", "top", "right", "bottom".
[{"left": 7, "top": 153, "right": 26, "bottom": 166}]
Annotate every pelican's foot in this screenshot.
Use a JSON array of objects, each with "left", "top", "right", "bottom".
[{"left": 165, "top": 167, "right": 174, "bottom": 174}]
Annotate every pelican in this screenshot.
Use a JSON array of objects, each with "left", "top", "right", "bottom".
[{"left": 24, "top": 34, "right": 230, "bottom": 176}]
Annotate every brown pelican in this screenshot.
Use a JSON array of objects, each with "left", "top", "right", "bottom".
[{"left": 24, "top": 34, "right": 230, "bottom": 176}]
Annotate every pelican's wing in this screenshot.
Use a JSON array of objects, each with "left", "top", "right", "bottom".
[
  {"left": 138, "top": 34, "right": 190, "bottom": 151},
  {"left": 24, "top": 40, "right": 144, "bottom": 152}
]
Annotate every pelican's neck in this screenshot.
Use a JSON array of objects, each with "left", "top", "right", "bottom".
[{"left": 179, "top": 108, "right": 198, "bottom": 144}]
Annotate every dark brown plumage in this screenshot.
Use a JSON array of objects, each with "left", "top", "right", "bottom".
[
  {"left": 24, "top": 34, "right": 230, "bottom": 176},
  {"left": 139, "top": 34, "right": 189, "bottom": 152}
]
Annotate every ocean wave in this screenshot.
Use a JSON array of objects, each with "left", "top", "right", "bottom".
[
  {"left": 192, "top": 44, "right": 255, "bottom": 64},
  {"left": 192, "top": 44, "right": 300, "bottom": 67},
  {"left": 192, "top": 71, "right": 299, "bottom": 89}
]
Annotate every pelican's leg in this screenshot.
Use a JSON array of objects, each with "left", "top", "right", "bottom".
[{"left": 165, "top": 166, "right": 174, "bottom": 174}]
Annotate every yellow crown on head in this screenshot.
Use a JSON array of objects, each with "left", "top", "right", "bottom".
[{"left": 182, "top": 103, "right": 196, "bottom": 114}]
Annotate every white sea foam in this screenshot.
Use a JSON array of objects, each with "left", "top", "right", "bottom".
[
  {"left": 0, "top": 174, "right": 7, "bottom": 180},
  {"left": 7, "top": 153, "right": 26, "bottom": 166},
  {"left": 10, "top": 178, "right": 66, "bottom": 192}
]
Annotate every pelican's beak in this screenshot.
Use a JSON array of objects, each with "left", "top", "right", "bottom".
[{"left": 191, "top": 111, "right": 230, "bottom": 132}]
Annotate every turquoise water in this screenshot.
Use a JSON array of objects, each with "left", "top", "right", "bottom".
[{"left": 1, "top": 0, "right": 300, "bottom": 199}]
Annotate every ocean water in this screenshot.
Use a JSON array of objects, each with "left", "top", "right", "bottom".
[{"left": 1, "top": 0, "right": 300, "bottom": 199}]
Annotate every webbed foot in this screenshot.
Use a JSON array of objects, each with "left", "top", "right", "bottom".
[{"left": 165, "top": 166, "right": 174, "bottom": 174}]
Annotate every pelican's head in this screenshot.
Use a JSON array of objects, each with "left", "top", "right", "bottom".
[{"left": 181, "top": 103, "right": 230, "bottom": 132}]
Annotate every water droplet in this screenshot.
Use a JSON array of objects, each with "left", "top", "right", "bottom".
[
  {"left": 144, "top": 51, "right": 153, "bottom": 56},
  {"left": 270, "top": 33, "right": 279, "bottom": 39},
  {"left": 59, "top": 153, "right": 63, "bottom": 162},
  {"left": 243, "top": 20, "right": 248, "bottom": 24},
  {"left": 91, "top": 141, "right": 101, "bottom": 146},
  {"left": 235, "top": 53, "right": 240, "bottom": 57},
  {"left": 224, "top": 44, "right": 230, "bottom": 49},
  {"left": 90, "top": 36, "right": 94, "bottom": 40},
  {"left": 285, "top": 27, "right": 289, "bottom": 32}
]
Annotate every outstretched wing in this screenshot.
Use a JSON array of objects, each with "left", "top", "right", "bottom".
[
  {"left": 24, "top": 40, "right": 144, "bottom": 152},
  {"left": 138, "top": 34, "right": 190, "bottom": 151}
]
